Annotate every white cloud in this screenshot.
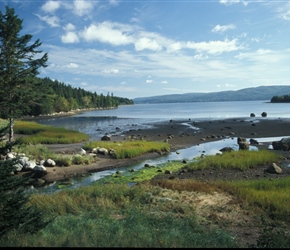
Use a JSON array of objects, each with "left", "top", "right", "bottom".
[
  {"left": 167, "top": 42, "right": 182, "bottom": 52},
  {"left": 41, "top": 0, "right": 61, "bottom": 13},
  {"left": 135, "top": 37, "right": 162, "bottom": 51},
  {"left": 146, "top": 79, "right": 153, "bottom": 83},
  {"left": 161, "top": 81, "right": 168, "bottom": 84},
  {"left": 219, "top": 0, "right": 249, "bottom": 6},
  {"left": 80, "top": 22, "right": 133, "bottom": 45},
  {"left": 103, "top": 69, "right": 119, "bottom": 74},
  {"left": 212, "top": 24, "right": 236, "bottom": 33},
  {"left": 64, "top": 23, "right": 76, "bottom": 31},
  {"left": 73, "top": 0, "right": 94, "bottom": 16},
  {"left": 36, "top": 14, "right": 60, "bottom": 27},
  {"left": 186, "top": 38, "right": 242, "bottom": 54},
  {"left": 66, "top": 63, "right": 79, "bottom": 68},
  {"left": 61, "top": 31, "right": 79, "bottom": 43}
]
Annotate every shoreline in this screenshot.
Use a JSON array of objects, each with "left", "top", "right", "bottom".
[{"left": 38, "top": 116, "right": 290, "bottom": 183}]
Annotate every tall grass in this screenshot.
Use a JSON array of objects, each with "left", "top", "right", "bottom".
[
  {"left": 0, "top": 183, "right": 239, "bottom": 248},
  {"left": 185, "top": 149, "right": 280, "bottom": 171},
  {"left": 216, "top": 177, "right": 290, "bottom": 223},
  {"left": 14, "top": 120, "right": 89, "bottom": 144},
  {"left": 83, "top": 140, "right": 170, "bottom": 159}
]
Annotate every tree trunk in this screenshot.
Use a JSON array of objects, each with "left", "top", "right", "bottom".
[{"left": 8, "top": 117, "right": 14, "bottom": 142}]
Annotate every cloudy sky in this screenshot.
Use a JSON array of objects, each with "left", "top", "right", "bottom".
[{"left": 1, "top": 0, "right": 290, "bottom": 99}]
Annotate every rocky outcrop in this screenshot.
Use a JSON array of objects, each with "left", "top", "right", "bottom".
[{"left": 272, "top": 137, "right": 290, "bottom": 151}]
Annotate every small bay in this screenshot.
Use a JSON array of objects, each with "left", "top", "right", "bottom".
[{"left": 33, "top": 100, "right": 290, "bottom": 192}]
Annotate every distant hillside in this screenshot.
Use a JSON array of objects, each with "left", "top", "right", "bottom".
[{"left": 133, "top": 85, "right": 290, "bottom": 104}]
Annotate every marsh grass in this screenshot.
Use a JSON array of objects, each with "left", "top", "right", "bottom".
[
  {"left": 185, "top": 149, "right": 280, "bottom": 171},
  {"left": 13, "top": 143, "right": 56, "bottom": 162},
  {"left": 83, "top": 140, "right": 170, "bottom": 159},
  {"left": 216, "top": 177, "right": 290, "bottom": 223},
  {"left": 0, "top": 183, "right": 239, "bottom": 248},
  {"left": 98, "top": 161, "right": 185, "bottom": 185},
  {"left": 14, "top": 120, "right": 89, "bottom": 144}
]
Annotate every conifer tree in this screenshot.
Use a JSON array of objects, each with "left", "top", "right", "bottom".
[
  {"left": 0, "top": 6, "right": 48, "bottom": 142},
  {"left": 0, "top": 125, "right": 50, "bottom": 237}
]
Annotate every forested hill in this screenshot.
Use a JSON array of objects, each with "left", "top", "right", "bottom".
[
  {"left": 133, "top": 85, "right": 290, "bottom": 104},
  {"left": 28, "top": 77, "right": 133, "bottom": 116}
]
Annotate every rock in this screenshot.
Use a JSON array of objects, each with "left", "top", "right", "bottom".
[
  {"left": 31, "top": 165, "right": 47, "bottom": 178},
  {"left": 249, "top": 138, "right": 259, "bottom": 145},
  {"left": 250, "top": 113, "right": 255, "bottom": 117},
  {"left": 237, "top": 137, "right": 249, "bottom": 150},
  {"left": 264, "top": 163, "right": 282, "bottom": 174},
  {"left": 101, "top": 135, "right": 111, "bottom": 141},
  {"left": 43, "top": 158, "right": 56, "bottom": 167},
  {"left": 219, "top": 147, "right": 234, "bottom": 152},
  {"left": 272, "top": 137, "right": 290, "bottom": 151},
  {"left": 78, "top": 148, "right": 86, "bottom": 155},
  {"left": 97, "top": 147, "right": 108, "bottom": 155},
  {"left": 261, "top": 111, "right": 267, "bottom": 117}
]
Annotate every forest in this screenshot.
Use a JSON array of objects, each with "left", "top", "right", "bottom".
[
  {"left": 26, "top": 77, "right": 134, "bottom": 117},
  {"left": 271, "top": 94, "right": 290, "bottom": 103}
]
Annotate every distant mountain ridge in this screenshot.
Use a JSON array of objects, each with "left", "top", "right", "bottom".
[{"left": 133, "top": 85, "right": 290, "bottom": 104}]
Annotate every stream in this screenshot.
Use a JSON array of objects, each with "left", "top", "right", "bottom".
[{"left": 29, "top": 135, "right": 283, "bottom": 194}]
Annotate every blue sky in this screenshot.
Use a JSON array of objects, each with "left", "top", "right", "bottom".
[{"left": 1, "top": 0, "right": 290, "bottom": 99}]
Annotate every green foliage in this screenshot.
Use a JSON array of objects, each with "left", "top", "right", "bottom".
[
  {"left": 54, "top": 156, "right": 72, "bottom": 167},
  {"left": 0, "top": 6, "right": 48, "bottom": 142},
  {"left": 14, "top": 120, "right": 89, "bottom": 144},
  {"left": 271, "top": 94, "right": 290, "bottom": 103},
  {"left": 0, "top": 124, "right": 50, "bottom": 237},
  {"left": 220, "top": 176, "right": 290, "bottom": 223},
  {"left": 0, "top": 183, "right": 239, "bottom": 247},
  {"left": 252, "top": 224, "right": 290, "bottom": 248},
  {"left": 83, "top": 140, "right": 170, "bottom": 159},
  {"left": 185, "top": 149, "right": 280, "bottom": 171},
  {"left": 13, "top": 143, "right": 55, "bottom": 162}
]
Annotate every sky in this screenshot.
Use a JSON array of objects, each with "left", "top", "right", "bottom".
[{"left": 1, "top": 0, "right": 290, "bottom": 99}]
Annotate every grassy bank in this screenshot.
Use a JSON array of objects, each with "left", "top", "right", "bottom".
[
  {"left": 1, "top": 119, "right": 290, "bottom": 247},
  {"left": 0, "top": 149, "right": 290, "bottom": 247}
]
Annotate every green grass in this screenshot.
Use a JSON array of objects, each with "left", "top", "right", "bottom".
[
  {"left": 83, "top": 140, "right": 170, "bottom": 159},
  {"left": 14, "top": 120, "right": 89, "bottom": 144},
  {"left": 0, "top": 183, "right": 239, "bottom": 248},
  {"left": 185, "top": 149, "right": 280, "bottom": 171},
  {"left": 1, "top": 120, "right": 290, "bottom": 247}
]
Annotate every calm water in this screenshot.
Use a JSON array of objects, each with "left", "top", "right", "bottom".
[
  {"left": 36, "top": 100, "right": 290, "bottom": 141},
  {"left": 33, "top": 100, "right": 290, "bottom": 192}
]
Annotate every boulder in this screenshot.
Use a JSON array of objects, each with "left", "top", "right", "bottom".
[
  {"left": 261, "top": 111, "right": 267, "bottom": 117},
  {"left": 272, "top": 137, "right": 290, "bottom": 151},
  {"left": 237, "top": 137, "right": 249, "bottom": 150},
  {"left": 101, "top": 135, "right": 111, "bottom": 141},
  {"left": 43, "top": 158, "right": 56, "bottom": 167},
  {"left": 219, "top": 147, "right": 234, "bottom": 152},
  {"left": 264, "top": 163, "right": 282, "bottom": 174}
]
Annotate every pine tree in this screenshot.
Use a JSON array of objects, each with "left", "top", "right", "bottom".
[
  {"left": 0, "top": 6, "right": 48, "bottom": 142},
  {"left": 0, "top": 125, "right": 50, "bottom": 237}
]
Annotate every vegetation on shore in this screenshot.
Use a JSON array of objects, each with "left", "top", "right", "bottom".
[
  {"left": 0, "top": 149, "right": 290, "bottom": 247},
  {"left": 1, "top": 118, "right": 290, "bottom": 247}
]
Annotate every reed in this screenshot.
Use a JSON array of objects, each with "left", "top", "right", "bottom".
[
  {"left": 14, "top": 120, "right": 89, "bottom": 144},
  {"left": 83, "top": 140, "right": 170, "bottom": 159},
  {"left": 185, "top": 149, "right": 280, "bottom": 171},
  {"left": 0, "top": 183, "right": 239, "bottom": 248}
]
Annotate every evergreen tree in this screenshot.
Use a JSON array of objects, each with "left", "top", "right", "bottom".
[
  {"left": 0, "top": 6, "right": 48, "bottom": 141},
  {"left": 0, "top": 125, "right": 50, "bottom": 237}
]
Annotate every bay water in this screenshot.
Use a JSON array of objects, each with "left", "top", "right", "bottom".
[
  {"left": 36, "top": 100, "right": 290, "bottom": 141},
  {"left": 34, "top": 100, "right": 290, "bottom": 192}
]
